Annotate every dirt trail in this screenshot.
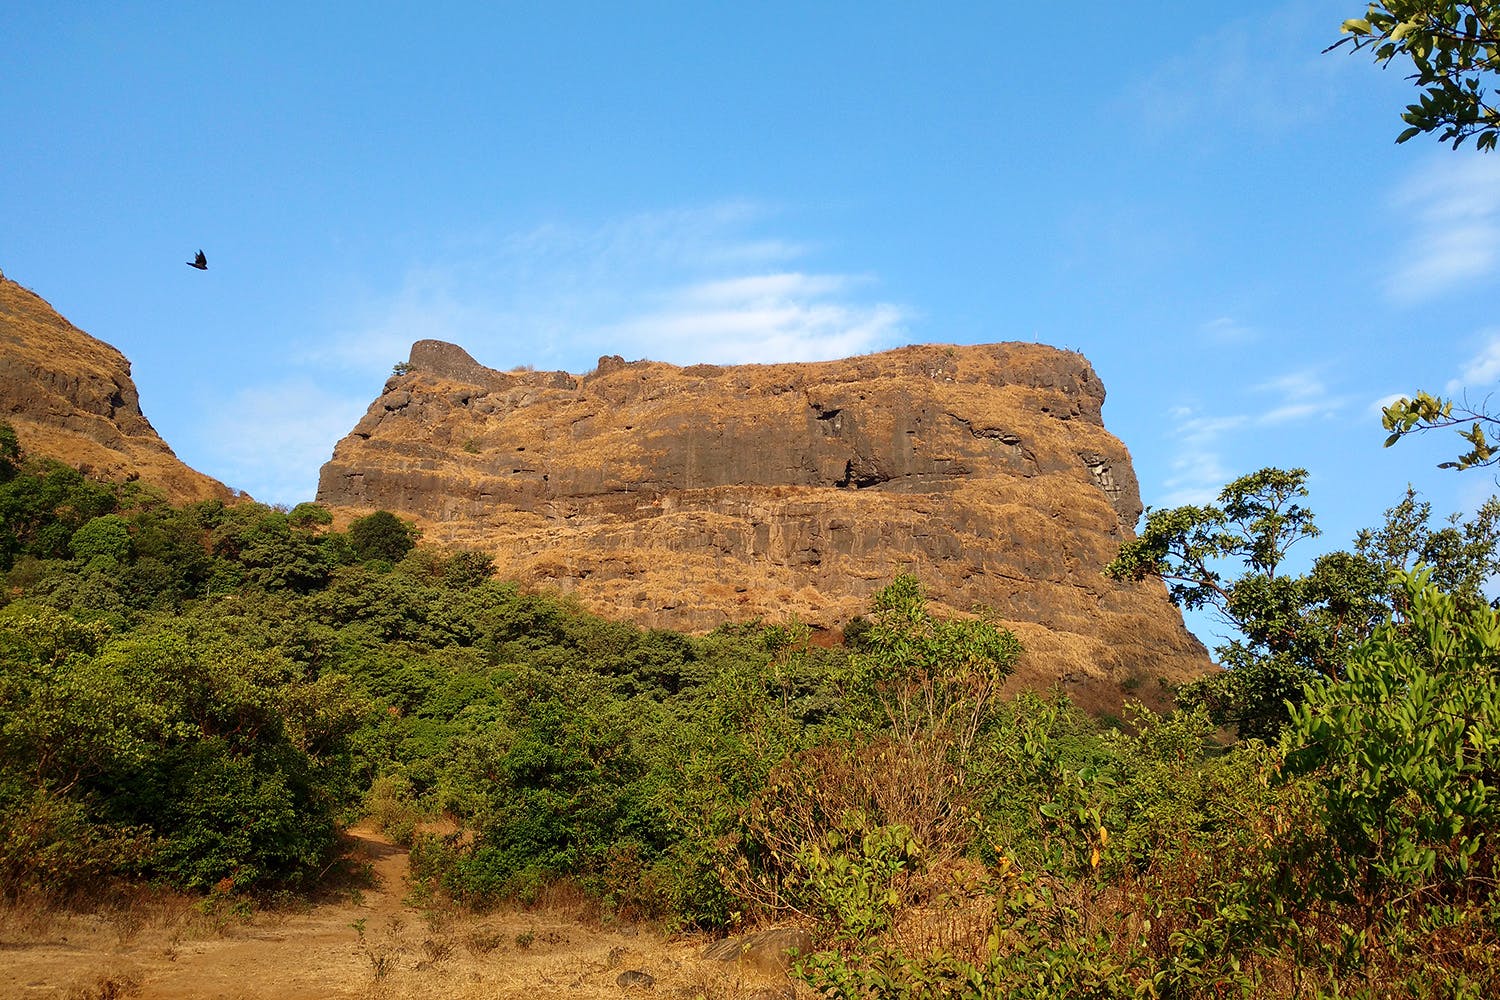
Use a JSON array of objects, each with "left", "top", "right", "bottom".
[{"left": 1, "top": 827, "right": 800, "bottom": 999}]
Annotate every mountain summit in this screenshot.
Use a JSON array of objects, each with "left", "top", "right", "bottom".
[{"left": 318, "top": 339, "right": 1211, "bottom": 710}]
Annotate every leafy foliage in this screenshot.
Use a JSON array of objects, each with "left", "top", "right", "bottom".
[
  {"left": 0, "top": 422, "right": 19, "bottom": 481},
  {"left": 1109, "top": 469, "right": 1500, "bottom": 740},
  {"left": 1379, "top": 388, "right": 1500, "bottom": 474},
  {"left": 1330, "top": 6, "right": 1500, "bottom": 468},
  {"left": 1331, "top": 2, "right": 1500, "bottom": 150},
  {"left": 843, "top": 574, "right": 1021, "bottom": 763},
  {"left": 348, "top": 510, "right": 419, "bottom": 564},
  {"left": 1287, "top": 571, "right": 1500, "bottom": 898}
]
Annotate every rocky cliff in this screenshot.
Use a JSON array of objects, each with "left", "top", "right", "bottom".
[
  {"left": 319, "top": 339, "right": 1210, "bottom": 710},
  {"left": 0, "top": 270, "right": 234, "bottom": 503}
]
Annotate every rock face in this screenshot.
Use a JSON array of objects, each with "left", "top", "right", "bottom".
[
  {"left": 319, "top": 339, "right": 1210, "bottom": 710},
  {"left": 0, "top": 271, "right": 234, "bottom": 504}
]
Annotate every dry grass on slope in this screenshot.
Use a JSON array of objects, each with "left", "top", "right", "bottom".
[{"left": 0, "top": 826, "right": 812, "bottom": 1000}]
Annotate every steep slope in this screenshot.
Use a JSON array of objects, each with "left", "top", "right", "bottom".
[
  {"left": 0, "top": 269, "right": 234, "bottom": 503},
  {"left": 319, "top": 340, "right": 1210, "bottom": 710}
]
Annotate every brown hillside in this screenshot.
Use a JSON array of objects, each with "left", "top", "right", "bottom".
[
  {"left": 0, "top": 269, "right": 234, "bottom": 503},
  {"left": 319, "top": 340, "right": 1212, "bottom": 712}
]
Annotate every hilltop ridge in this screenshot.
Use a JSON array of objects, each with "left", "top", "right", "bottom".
[
  {"left": 0, "top": 270, "right": 234, "bottom": 504},
  {"left": 318, "top": 338, "right": 1212, "bottom": 711}
]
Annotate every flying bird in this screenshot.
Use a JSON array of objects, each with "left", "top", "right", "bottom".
[{"left": 187, "top": 250, "right": 207, "bottom": 270}]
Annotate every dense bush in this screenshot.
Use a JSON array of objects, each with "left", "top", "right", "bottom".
[
  {"left": 3, "top": 428, "right": 1498, "bottom": 996},
  {"left": 0, "top": 602, "right": 375, "bottom": 892}
]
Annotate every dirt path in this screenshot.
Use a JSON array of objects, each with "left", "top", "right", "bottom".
[{"left": 0, "top": 828, "right": 800, "bottom": 999}]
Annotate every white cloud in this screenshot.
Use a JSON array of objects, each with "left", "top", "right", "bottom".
[
  {"left": 1448, "top": 328, "right": 1500, "bottom": 393},
  {"left": 1252, "top": 370, "right": 1343, "bottom": 424},
  {"left": 200, "top": 379, "right": 370, "bottom": 506},
  {"left": 1389, "top": 156, "right": 1500, "bottom": 303},
  {"left": 1160, "top": 409, "right": 1251, "bottom": 506},
  {"left": 318, "top": 202, "right": 911, "bottom": 373},
  {"left": 606, "top": 272, "right": 908, "bottom": 365},
  {"left": 1158, "top": 369, "right": 1344, "bottom": 505},
  {"left": 1253, "top": 371, "right": 1323, "bottom": 399}
]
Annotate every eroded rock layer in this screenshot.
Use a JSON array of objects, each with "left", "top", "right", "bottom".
[
  {"left": 319, "top": 340, "right": 1210, "bottom": 710},
  {"left": 0, "top": 271, "right": 233, "bottom": 503}
]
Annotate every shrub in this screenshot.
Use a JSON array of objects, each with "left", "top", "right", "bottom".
[
  {"left": 348, "top": 511, "right": 419, "bottom": 564},
  {"left": 0, "top": 783, "right": 152, "bottom": 899},
  {"left": 1275, "top": 569, "right": 1500, "bottom": 991}
]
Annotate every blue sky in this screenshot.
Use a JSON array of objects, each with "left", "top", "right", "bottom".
[{"left": 4, "top": 2, "right": 1500, "bottom": 649}]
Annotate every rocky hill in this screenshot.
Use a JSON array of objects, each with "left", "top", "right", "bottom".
[
  {"left": 0, "top": 270, "right": 233, "bottom": 504},
  {"left": 318, "top": 340, "right": 1211, "bottom": 710}
]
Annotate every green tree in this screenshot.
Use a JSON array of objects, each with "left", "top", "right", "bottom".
[
  {"left": 287, "top": 502, "right": 333, "bottom": 530},
  {"left": 1107, "top": 470, "right": 1500, "bottom": 739},
  {"left": 0, "top": 421, "right": 19, "bottom": 482},
  {"left": 1104, "top": 470, "right": 1350, "bottom": 734},
  {"left": 1106, "top": 469, "right": 1334, "bottom": 738},
  {"left": 70, "top": 514, "right": 133, "bottom": 565},
  {"left": 348, "top": 510, "right": 419, "bottom": 564},
  {"left": 1331, "top": 2, "right": 1500, "bottom": 150},
  {"left": 210, "top": 504, "right": 335, "bottom": 593},
  {"left": 1280, "top": 570, "right": 1500, "bottom": 983},
  {"left": 1357, "top": 485, "right": 1500, "bottom": 610},
  {"left": 843, "top": 574, "right": 1021, "bottom": 767},
  {"left": 0, "top": 460, "right": 118, "bottom": 569}
]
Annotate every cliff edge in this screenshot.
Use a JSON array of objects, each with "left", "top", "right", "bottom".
[{"left": 0, "top": 270, "right": 234, "bottom": 504}]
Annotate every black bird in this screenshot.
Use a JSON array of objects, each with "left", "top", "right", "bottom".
[{"left": 187, "top": 250, "right": 207, "bottom": 270}]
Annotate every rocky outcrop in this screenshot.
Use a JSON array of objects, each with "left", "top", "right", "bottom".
[
  {"left": 0, "top": 271, "right": 234, "bottom": 503},
  {"left": 319, "top": 340, "right": 1210, "bottom": 710}
]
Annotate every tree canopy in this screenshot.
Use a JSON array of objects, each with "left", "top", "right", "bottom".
[
  {"left": 1332, "top": 2, "right": 1500, "bottom": 150},
  {"left": 1108, "top": 468, "right": 1500, "bottom": 738}
]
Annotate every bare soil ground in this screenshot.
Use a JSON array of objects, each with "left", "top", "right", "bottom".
[{"left": 0, "top": 827, "right": 806, "bottom": 1000}]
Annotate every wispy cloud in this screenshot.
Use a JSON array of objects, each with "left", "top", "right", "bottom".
[
  {"left": 1158, "top": 370, "right": 1344, "bottom": 505},
  {"left": 1122, "top": 2, "right": 1347, "bottom": 142},
  {"left": 1199, "top": 316, "right": 1257, "bottom": 345},
  {"left": 1447, "top": 328, "right": 1500, "bottom": 394},
  {"left": 1389, "top": 156, "right": 1500, "bottom": 303},
  {"left": 197, "top": 379, "right": 370, "bottom": 506},
  {"left": 321, "top": 202, "right": 910, "bottom": 372},
  {"left": 1253, "top": 370, "right": 1342, "bottom": 425},
  {"left": 1160, "top": 407, "right": 1251, "bottom": 506},
  {"left": 310, "top": 267, "right": 518, "bottom": 378},
  {"left": 605, "top": 271, "right": 908, "bottom": 364}
]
